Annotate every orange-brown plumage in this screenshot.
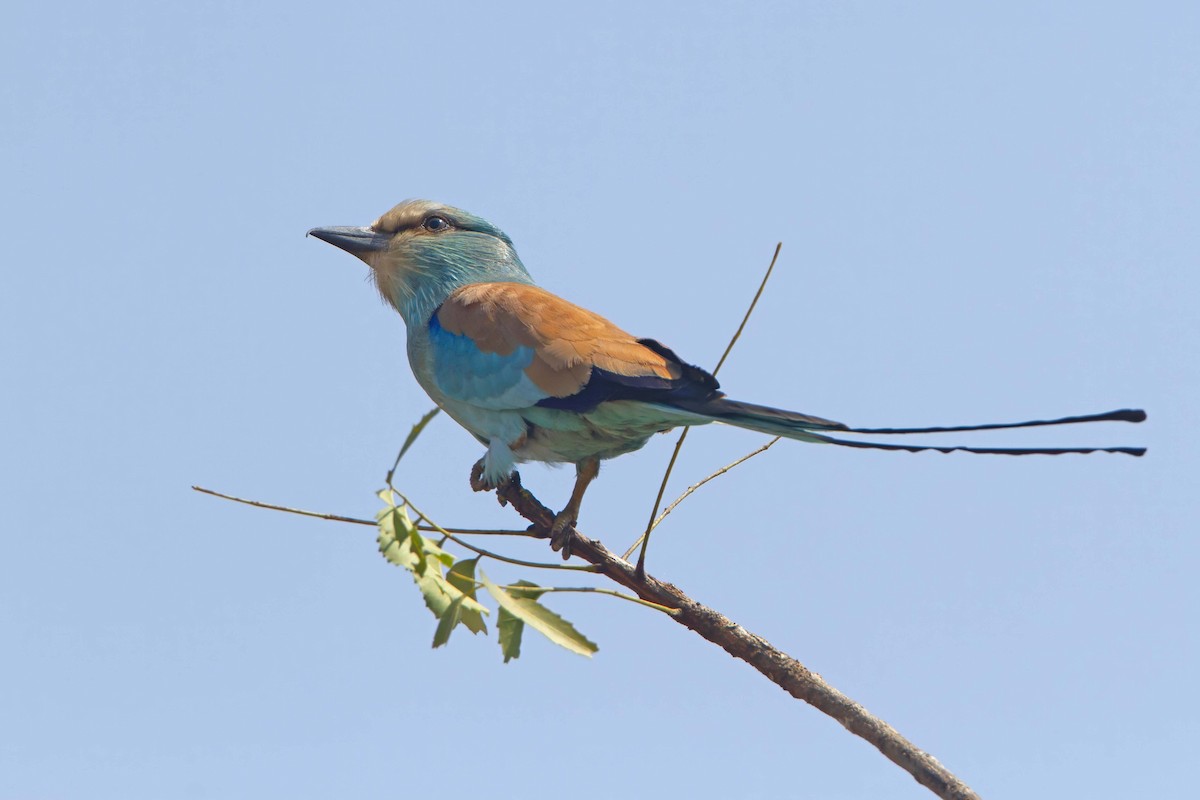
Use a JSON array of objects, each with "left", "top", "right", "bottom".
[{"left": 437, "top": 283, "right": 681, "bottom": 398}]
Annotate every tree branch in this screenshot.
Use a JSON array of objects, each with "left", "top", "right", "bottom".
[{"left": 491, "top": 474, "right": 980, "bottom": 800}]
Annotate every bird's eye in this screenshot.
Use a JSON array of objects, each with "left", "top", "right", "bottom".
[{"left": 423, "top": 215, "right": 450, "bottom": 232}]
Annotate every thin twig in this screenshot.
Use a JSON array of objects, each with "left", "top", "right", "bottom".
[
  {"left": 711, "top": 241, "right": 783, "bottom": 375},
  {"left": 655, "top": 436, "right": 780, "bottom": 529},
  {"left": 416, "top": 526, "right": 533, "bottom": 536},
  {"left": 192, "top": 485, "right": 533, "bottom": 537},
  {"left": 635, "top": 243, "right": 783, "bottom": 573},
  {"left": 192, "top": 486, "right": 375, "bottom": 525},
  {"left": 634, "top": 427, "right": 692, "bottom": 563},
  {"left": 622, "top": 437, "right": 781, "bottom": 560}
]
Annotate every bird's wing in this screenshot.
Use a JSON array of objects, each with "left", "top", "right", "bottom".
[{"left": 430, "top": 282, "right": 717, "bottom": 411}]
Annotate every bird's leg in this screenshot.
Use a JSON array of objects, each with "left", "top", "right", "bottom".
[{"left": 550, "top": 457, "right": 600, "bottom": 558}]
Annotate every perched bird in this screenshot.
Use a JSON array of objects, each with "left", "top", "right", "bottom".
[{"left": 310, "top": 200, "right": 1145, "bottom": 547}]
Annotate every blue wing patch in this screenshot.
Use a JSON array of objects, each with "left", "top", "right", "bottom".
[{"left": 428, "top": 315, "right": 550, "bottom": 409}]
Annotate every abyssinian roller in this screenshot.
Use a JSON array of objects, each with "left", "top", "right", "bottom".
[{"left": 310, "top": 200, "right": 1145, "bottom": 550}]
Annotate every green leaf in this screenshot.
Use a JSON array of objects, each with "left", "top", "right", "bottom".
[
  {"left": 495, "top": 580, "right": 546, "bottom": 663},
  {"left": 414, "top": 562, "right": 488, "bottom": 620},
  {"left": 414, "top": 545, "right": 488, "bottom": 621},
  {"left": 408, "top": 521, "right": 428, "bottom": 576},
  {"left": 414, "top": 565, "right": 454, "bottom": 619},
  {"left": 389, "top": 407, "right": 441, "bottom": 476},
  {"left": 446, "top": 558, "right": 488, "bottom": 635},
  {"left": 432, "top": 596, "right": 463, "bottom": 648},
  {"left": 496, "top": 606, "right": 524, "bottom": 663},
  {"left": 504, "top": 580, "right": 547, "bottom": 601},
  {"left": 445, "top": 556, "right": 479, "bottom": 594},
  {"left": 379, "top": 504, "right": 426, "bottom": 575},
  {"left": 481, "top": 573, "right": 597, "bottom": 659},
  {"left": 377, "top": 500, "right": 455, "bottom": 571},
  {"left": 424, "top": 539, "right": 455, "bottom": 568},
  {"left": 375, "top": 493, "right": 488, "bottom": 636},
  {"left": 377, "top": 507, "right": 417, "bottom": 569}
]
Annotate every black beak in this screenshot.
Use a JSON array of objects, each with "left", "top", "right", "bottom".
[{"left": 307, "top": 226, "right": 390, "bottom": 256}]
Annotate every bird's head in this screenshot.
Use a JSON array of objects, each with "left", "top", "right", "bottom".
[{"left": 309, "top": 199, "right": 532, "bottom": 325}]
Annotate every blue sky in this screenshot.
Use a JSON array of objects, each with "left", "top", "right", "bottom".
[{"left": 2, "top": 2, "right": 1195, "bottom": 798}]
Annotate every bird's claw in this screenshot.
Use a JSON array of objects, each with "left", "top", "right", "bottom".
[
  {"left": 469, "top": 460, "right": 489, "bottom": 492},
  {"left": 548, "top": 511, "right": 577, "bottom": 560},
  {"left": 468, "top": 460, "right": 487, "bottom": 491},
  {"left": 470, "top": 459, "right": 517, "bottom": 495},
  {"left": 470, "top": 461, "right": 520, "bottom": 511}
]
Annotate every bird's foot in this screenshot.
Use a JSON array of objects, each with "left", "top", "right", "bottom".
[
  {"left": 470, "top": 458, "right": 511, "bottom": 491},
  {"left": 469, "top": 459, "right": 489, "bottom": 492},
  {"left": 548, "top": 509, "right": 578, "bottom": 560},
  {"left": 469, "top": 459, "right": 517, "bottom": 505}
]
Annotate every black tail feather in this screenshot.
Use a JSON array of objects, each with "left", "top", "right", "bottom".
[
  {"left": 808, "top": 431, "right": 1146, "bottom": 457},
  {"left": 846, "top": 408, "right": 1146, "bottom": 435}
]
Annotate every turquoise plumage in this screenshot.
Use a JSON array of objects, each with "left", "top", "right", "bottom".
[{"left": 310, "top": 199, "right": 1145, "bottom": 546}]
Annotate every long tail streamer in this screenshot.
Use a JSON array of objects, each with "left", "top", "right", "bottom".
[
  {"left": 809, "top": 432, "right": 1145, "bottom": 457},
  {"left": 845, "top": 408, "right": 1145, "bottom": 435},
  {"left": 826, "top": 407, "right": 1146, "bottom": 456}
]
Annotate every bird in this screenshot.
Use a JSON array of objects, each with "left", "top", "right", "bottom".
[{"left": 309, "top": 199, "right": 1146, "bottom": 552}]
